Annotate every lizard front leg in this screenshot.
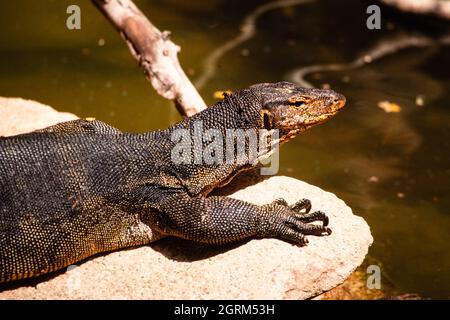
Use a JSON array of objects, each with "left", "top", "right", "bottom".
[{"left": 152, "top": 192, "right": 331, "bottom": 246}]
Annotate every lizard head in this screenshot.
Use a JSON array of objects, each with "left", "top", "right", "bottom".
[{"left": 251, "top": 81, "right": 346, "bottom": 144}]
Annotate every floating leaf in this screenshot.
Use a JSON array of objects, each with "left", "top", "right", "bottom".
[
  {"left": 378, "top": 101, "right": 401, "bottom": 113},
  {"left": 213, "top": 90, "right": 233, "bottom": 100},
  {"left": 397, "top": 192, "right": 405, "bottom": 198},
  {"left": 415, "top": 95, "right": 425, "bottom": 107},
  {"left": 368, "top": 176, "right": 379, "bottom": 183}
]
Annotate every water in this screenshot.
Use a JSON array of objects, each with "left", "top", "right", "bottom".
[{"left": 0, "top": 0, "right": 449, "bottom": 298}]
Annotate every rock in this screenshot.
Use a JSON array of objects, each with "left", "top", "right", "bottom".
[
  {"left": 0, "top": 97, "right": 77, "bottom": 137},
  {"left": 0, "top": 97, "right": 373, "bottom": 299}
]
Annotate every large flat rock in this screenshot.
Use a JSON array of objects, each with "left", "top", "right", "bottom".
[
  {"left": 0, "top": 97, "right": 373, "bottom": 299},
  {"left": 0, "top": 97, "right": 77, "bottom": 137}
]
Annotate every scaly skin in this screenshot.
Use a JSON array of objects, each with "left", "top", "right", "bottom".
[{"left": 0, "top": 82, "right": 345, "bottom": 283}]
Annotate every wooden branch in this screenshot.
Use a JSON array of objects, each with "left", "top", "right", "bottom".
[
  {"left": 92, "top": 0, "right": 207, "bottom": 117},
  {"left": 380, "top": 0, "right": 450, "bottom": 20}
]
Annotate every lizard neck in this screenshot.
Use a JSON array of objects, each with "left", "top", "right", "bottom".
[{"left": 150, "top": 91, "right": 265, "bottom": 196}]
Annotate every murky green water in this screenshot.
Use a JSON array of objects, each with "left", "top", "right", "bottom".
[{"left": 0, "top": 0, "right": 448, "bottom": 298}]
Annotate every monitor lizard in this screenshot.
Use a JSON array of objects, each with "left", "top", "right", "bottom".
[{"left": 0, "top": 82, "right": 345, "bottom": 283}]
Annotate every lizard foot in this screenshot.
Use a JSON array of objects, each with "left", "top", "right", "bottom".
[{"left": 263, "top": 200, "right": 332, "bottom": 246}]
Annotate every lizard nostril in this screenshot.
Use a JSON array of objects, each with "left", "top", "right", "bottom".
[{"left": 332, "top": 94, "right": 346, "bottom": 108}]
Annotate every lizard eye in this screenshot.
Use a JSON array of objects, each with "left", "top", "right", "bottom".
[{"left": 291, "top": 100, "right": 305, "bottom": 107}]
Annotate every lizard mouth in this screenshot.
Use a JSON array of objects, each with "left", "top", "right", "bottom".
[
  {"left": 305, "top": 111, "right": 340, "bottom": 127},
  {"left": 278, "top": 108, "right": 344, "bottom": 144},
  {"left": 304, "top": 98, "right": 346, "bottom": 127}
]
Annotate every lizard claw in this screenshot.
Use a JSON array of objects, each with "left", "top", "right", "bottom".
[
  {"left": 272, "top": 198, "right": 312, "bottom": 214},
  {"left": 286, "top": 216, "right": 331, "bottom": 236},
  {"left": 294, "top": 210, "right": 329, "bottom": 227},
  {"left": 273, "top": 198, "right": 328, "bottom": 226},
  {"left": 272, "top": 198, "right": 311, "bottom": 214},
  {"left": 270, "top": 215, "right": 331, "bottom": 245},
  {"left": 263, "top": 199, "right": 331, "bottom": 245},
  {"left": 272, "top": 197, "right": 289, "bottom": 206},
  {"left": 277, "top": 228, "right": 309, "bottom": 246},
  {"left": 290, "top": 198, "right": 312, "bottom": 214}
]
